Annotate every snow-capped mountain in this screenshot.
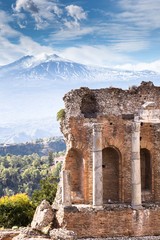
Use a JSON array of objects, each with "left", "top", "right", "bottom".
[
  {"left": 0, "top": 53, "right": 160, "bottom": 144},
  {"left": 0, "top": 54, "right": 159, "bottom": 84}
]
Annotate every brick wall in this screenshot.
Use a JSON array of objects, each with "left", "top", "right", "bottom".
[
  {"left": 61, "top": 81, "right": 160, "bottom": 205},
  {"left": 56, "top": 205, "right": 160, "bottom": 238},
  {"left": 58, "top": 81, "right": 160, "bottom": 238}
]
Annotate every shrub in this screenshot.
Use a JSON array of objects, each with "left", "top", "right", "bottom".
[
  {"left": 0, "top": 193, "right": 35, "bottom": 228},
  {"left": 56, "top": 109, "right": 65, "bottom": 121}
]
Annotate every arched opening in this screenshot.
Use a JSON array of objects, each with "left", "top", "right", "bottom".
[
  {"left": 140, "top": 148, "right": 152, "bottom": 192},
  {"left": 80, "top": 93, "right": 97, "bottom": 118},
  {"left": 65, "top": 148, "right": 84, "bottom": 203},
  {"left": 102, "top": 147, "right": 120, "bottom": 203}
]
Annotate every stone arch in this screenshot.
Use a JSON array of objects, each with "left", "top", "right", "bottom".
[
  {"left": 80, "top": 93, "right": 97, "bottom": 118},
  {"left": 140, "top": 148, "right": 152, "bottom": 192},
  {"left": 102, "top": 146, "right": 121, "bottom": 203},
  {"left": 65, "top": 148, "right": 84, "bottom": 203}
]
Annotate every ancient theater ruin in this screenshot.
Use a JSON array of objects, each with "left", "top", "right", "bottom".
[{"left": 55, "top": 81, "right": 160, "bottom": 238}]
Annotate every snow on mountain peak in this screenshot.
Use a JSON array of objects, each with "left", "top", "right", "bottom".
[{"left": 20, "top": 53, "right": 70, "bottom": 69}]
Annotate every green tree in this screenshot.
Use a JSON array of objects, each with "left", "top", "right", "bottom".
[
  {"left": 48, "top": 151, "right": 54, "bottom": 166},
  {"left": 31, "top": 175, "right": 58, "bottom": 206},
  {"left": 52, "top": 162, "right": 62, "bottom": 179}
]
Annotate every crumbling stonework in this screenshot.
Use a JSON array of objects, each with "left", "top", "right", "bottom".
[
  {"left": 57, "top": 81, "right": 160, "bottom": 238},
  {"left": 61, "top": 81, "right": 160, "bottom": 205}
]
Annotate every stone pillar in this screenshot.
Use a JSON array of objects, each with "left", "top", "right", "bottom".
[
  {"left": 92, "top": 123, "right": 103, "bottom": 206},
  {"left": 131, "top": 121, "right": 142, "bottom": 209},
  {"left": 62, "top": 170, "right": 71, "bottom": 206}
]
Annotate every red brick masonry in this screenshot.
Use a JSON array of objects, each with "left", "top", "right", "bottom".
[{"left": 56, "top": 204, "right": 160, "bottom": 238}]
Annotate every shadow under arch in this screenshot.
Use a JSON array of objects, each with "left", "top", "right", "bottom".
[
  {"left": 102, "top": 146, "right": 122, "bottom": 203},
  {"left": 140, "top": 148, "right": 152, "bottom": 192},
  {"left": 65, "top": 148, "right": 84, "bottom": 203}
]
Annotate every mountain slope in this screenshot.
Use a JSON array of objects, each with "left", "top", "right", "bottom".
[
  {"left": 0, "top": 137, "right": 66, "bottom": 156},
  {"left": 0, "top": 54, "right": 159, "bottom": 83}
]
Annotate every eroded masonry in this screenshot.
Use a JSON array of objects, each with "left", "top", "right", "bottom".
[{"left": 55, "top": 81, "right": 160, "bottom": 238}]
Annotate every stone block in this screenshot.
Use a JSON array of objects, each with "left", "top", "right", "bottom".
[{"left": 31, "top": 200, "right": 54, "bottom": 233}]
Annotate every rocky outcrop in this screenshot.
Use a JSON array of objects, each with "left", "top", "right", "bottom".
[{"left": 31, "top": 200, "right": 54, "bottom": 234}]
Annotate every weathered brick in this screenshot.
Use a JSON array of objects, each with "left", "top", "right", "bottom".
[{"left": 57, "top": 81, "right": 160, "bottom": 237}]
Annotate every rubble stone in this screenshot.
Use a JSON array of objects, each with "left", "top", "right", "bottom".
[
  {"left": 12, "top": 227, "right": 50, "bottom": 240},
  {"left": 49, "top": 228, "right": 77, "bottom": 240},
  {"left": 0, "top": 230, "right": 19, "bottom": 240},
  {"left": 31, "top": 200, "right": 54, "bottom": 233}
]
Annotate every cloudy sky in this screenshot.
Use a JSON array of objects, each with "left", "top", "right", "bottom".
[{"left": 1, "top": 0, "right": 160, "bottom": 71}]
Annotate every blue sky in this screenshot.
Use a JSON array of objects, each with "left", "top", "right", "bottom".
[{"left": 1, "top": 0, "right": 160, "bottom": 72}]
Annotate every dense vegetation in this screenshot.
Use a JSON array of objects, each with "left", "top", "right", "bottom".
[
  {"left": 0, "top": 138, "right": 65, "bottom": 227},
  {"left": 0, "top": 193, "right": 34, "bottom": 228},
  {"left": 0, "top": 151, "right": 63, "bottom": 197}
]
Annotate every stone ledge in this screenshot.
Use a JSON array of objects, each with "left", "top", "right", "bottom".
[{"left": 0, "top": 229, "right": 20, "bottom": 240}]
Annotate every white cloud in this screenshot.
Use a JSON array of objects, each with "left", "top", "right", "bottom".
[
  {"left": 0, "top": 33, "right": 54, "bottom": 66},
  {"left": 88, "top": 22, "right": 149, "bottom": 53},
  {"left": 13, "top": 0, "right": 87, "bottom": 30},
  {"left": 115, "top": 60, "right": 160, "bottom": 73},
  {"left": 95, "top": 0, "right": 160, "bottom": 53},
  {"left": 0, "top": 10, "right": 19, "bottom": 38},
  {"left": 118, "top": 0, "right": 160, "bottom": 29},
  {"left": 64, "top": 20, "right": 80, "bottom": 29},
  {"left": 111, "top": 40, "right": 149, "bottom": 53},
  {"left": 0, "top": 11, "right": 21, "bottom": 38},
  {"left": 18, "top": 35, "right": 54, "bottom": 55},
  {"left": 0, "top": 10, "right": 13, "bottom": 23},
  {"left": 0, "top": 10, "right": 54, "bottom": 66},
  {"left": 65, "top": 5, "right": 87, "bottom": 21},
  {"left": 62, "top": 5, "right": 87, "bottom": 31},
  {"left": 60, "top": 45, "right": 131, "bottom": 67},
  {"left": 13, "top": 0, "right": 63, "bottom": 29},
  {"left": 0, "top": 37, "right": 21, "bottom": 65},
  {"left": 14, "top": 0, "right": 38, "bottom": 13},
  {"left": 51, "top": 26, "right": 94, "bottom": 41}
]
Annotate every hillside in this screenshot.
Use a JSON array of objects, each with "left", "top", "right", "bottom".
[{"left": 0, "top": 137, "right": 66, "bottom": 156}]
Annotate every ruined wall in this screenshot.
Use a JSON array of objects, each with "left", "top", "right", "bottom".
[
  {"left": 61, "top": 81, "right": 160, "bottom": 204},
  {"left": 62, "top": 81, "right": 160, "bottom": 120},
  {"left": 56, "top": 205, "right": 160, "bottom": 238}
]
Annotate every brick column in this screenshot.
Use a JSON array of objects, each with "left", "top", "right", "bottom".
[
  {"left": 62, "top": 170, "right": 71, "bottom": 206},
  {"left": 92, "top": 123, "right": 103, "bottom": 206},
  {"left": 131, "top": 121, "right": 142, "bottom": 209}
]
